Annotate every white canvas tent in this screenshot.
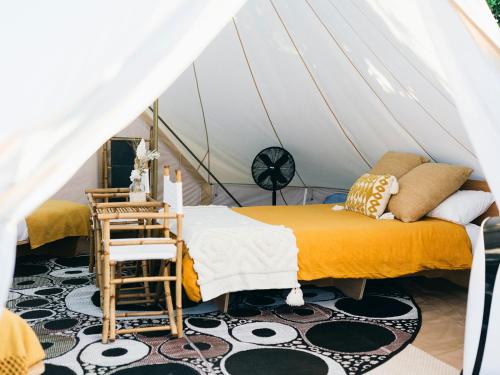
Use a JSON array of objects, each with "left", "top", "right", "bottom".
[
  {"left": 156, "top": 0, "right": 499, "bottom": 208},
  {"left": 0, "top": 0, "right": 499, "bottom": 373},
  {"left": 161, "top": 0, "right": 482, "bottom": 188}
]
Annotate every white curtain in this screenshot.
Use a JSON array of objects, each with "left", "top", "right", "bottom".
[
  {"left": 421, "top": 0, "right": 500, "bottom": 201},
  {"left": 0, "top": 0, "right": 246, "bottom": 310},
  {"left": 415, "top": 1, "right": 500, "bottom": 373}
]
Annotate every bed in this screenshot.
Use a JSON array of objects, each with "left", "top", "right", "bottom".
[
  {"left": 16, "top": 200, "right": 90, "bottom": 248},
  {"left": 182, "top": 203, "right": 479, "bottom": 303},
  {"left": 179, "top": 179, "right": 497, "bottom": 308}
]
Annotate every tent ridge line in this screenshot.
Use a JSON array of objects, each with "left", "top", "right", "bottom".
[
  {"left": 192, "top": 62, "right": 212, "bottom": 184},
  {"left": 139, "top": 111, "right": 209, "bottom": 188},
  {"left": 269, "top": 0, "right": 372, "bottom": 169},
  {"left": 326, "top": 0, "right": 476, "bottom": 158},
  {"left": 349, "top": 0, "right": 457, "bottom": 108},
  {"left": 305, "top": 0, "right": 436, "bottom": 162},
  {"left": 231, "top": 18, "right": 284, "bottom": 148},
  {"left": 195, "top": 151, "right": 210, "bottom": 174},
  {"left": 149, "top": 108, "right": 243, "bottom": 207},
  {"left": 231, "top": 17, "right": 307, "bottom": 188}
]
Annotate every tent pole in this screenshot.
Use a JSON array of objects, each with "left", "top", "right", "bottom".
[
  {"left": 151, "top": 100, "right": 159, "bottom": 200},
  {"left": 149, "top": 107, "right": 242, "bottom": 207}
]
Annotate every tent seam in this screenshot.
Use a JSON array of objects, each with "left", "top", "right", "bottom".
[
  {"left": 349, "top": 0, "right": 457, "bottom": 108},
  {"left": 305, "top": 0, "right": 436, "bottom": 162},
  {"left": 269, "top": 0, "right": 372, "bottom": 169},
  {"left": 231, "top": 17, "right": 307, "bottom": 188},
  {"left": 326, "top": 0, "right": 476, "bottom": 158},
  {"left": 192, "top": 62, "right": 212, "bottom": 184}
]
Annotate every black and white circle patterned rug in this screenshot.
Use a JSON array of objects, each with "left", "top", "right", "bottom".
[{"left": 8, "top": 255, "right": 421, "bottom": 375}]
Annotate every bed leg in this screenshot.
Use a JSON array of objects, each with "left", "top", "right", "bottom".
[
  {"left": 308, "top": 278, "right": 367, "bottom": 300},
  {"left": 335, "top": 279, "right": 366, "bottom": 300},
  {"left": 214, "top": 293, "right": 230, "bottom": 313}
]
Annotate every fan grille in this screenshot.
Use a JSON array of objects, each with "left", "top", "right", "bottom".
[{"left": 252, "top": 147, "right": 295, "bottom": 191}]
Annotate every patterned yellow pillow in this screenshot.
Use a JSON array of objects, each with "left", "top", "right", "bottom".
[{"left": 345, "top": 174, "right": 399, "bottom": 219}]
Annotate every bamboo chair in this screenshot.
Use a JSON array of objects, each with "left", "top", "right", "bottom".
[
  {"left": 98, "top": 202, "right": 183, "bottom": 343},
  {"left": 85, "top": 188, "right": 130, "bottom": 265},
  {"left": 86, "top": 189, "right": 154, "bottom": 306},
  {"left": 85, "top": 188, "right": 131, "bottom": 288}
]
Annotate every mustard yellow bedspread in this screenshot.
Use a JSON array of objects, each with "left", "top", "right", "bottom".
[
  {"left": 26, "top": 200, "right": 90, "bottom": 249},
  {"left": 183, "top": 204, "right": 472, "bottom": 302},
  {"left": 0, "top": 309, "right": 45, "bottom": 375}
]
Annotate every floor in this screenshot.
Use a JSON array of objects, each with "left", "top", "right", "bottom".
[
  {"left": 401, "top": 278, "right": 468, "bottom": 370},
  {"left": 369, "top": 345, "right": 458, "bottom": 375}
]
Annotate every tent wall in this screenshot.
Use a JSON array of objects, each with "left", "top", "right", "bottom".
[
  {"left": 212, "top": 184, "right": 345, "bottom": 207},
  {"left": 50, "top": 115, "right": 210, "bottom": 206},
  {"left": 137, "top": 113, "right": 212, "bottom": 205},
  {"left": 52, "top": 154, "right": 99, "bottom": 205},
  {"left": 158, "top": 0, "right": 484, "bottom": 191}
]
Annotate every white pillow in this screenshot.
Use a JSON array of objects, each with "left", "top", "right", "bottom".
[{"left": 427, "top": 190, "right": 495, "bottom": 225}]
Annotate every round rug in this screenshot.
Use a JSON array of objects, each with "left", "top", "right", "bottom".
[{"left": 9, "top": 256, "right": 421, "bottom": 374}]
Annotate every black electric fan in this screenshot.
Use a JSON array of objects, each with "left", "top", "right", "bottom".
[{"left": 251, "top": 146, "right": 296, "bottom": 205}]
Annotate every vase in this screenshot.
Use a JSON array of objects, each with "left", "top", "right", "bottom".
[
  {"left": 141, "top": 169, "right": 150, "bottom": 194},
  {"left": 129, "top": 178, "right": 146, "bottom": 202}
]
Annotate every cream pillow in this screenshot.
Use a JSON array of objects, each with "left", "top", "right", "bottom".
[
  {"left": 388, "top": 163, "right": 473, "bottom": 223},
  {"left": 427, "top": 190, "right": 495, "bottom": 225},
  {"left": 345, "top": 173, "right": 399, "bottom": 219},
  {"left": 370, "top": 151, "right": 429, "bottom": 179}
]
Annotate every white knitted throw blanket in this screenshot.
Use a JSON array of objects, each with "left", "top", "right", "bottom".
[{"left": 180, "top": 206, "right": 300, "bottom": 302}]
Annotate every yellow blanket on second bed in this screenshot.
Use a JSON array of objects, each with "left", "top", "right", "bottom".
[
  {"left": 183, "top": 204, "right": 472, "bottom": 302},
  {"left": 26, "top": 200, "right": 90, "bottom": 249}
]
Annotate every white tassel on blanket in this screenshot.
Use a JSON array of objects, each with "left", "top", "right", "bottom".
[{"left": 286, "top": 287, "right": 304, "bottom": 306}]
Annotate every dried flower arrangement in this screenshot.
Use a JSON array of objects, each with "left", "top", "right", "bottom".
[{"left": 129, "top": 138, "right": 160, "bottom": 195}]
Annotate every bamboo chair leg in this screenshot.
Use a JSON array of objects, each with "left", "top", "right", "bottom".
[
  {"left": 141, "top": 261, "right": 153, "bottom": 304},
  {"left": 102, "top": 260, "right": 110, "bottom": 344},
  {"left": 155, "top": 261, "right": 165, "bottom": 304},
  {"left": 96, "top": 231, "right": 102, "bottom": 290},
  {"left": 94, "top": 233, "right": 98, "bottom": 283},
  {"left": 110, "top": 263, "right": 117, "bottom": 342},
  {"left": 88, "top": 227, "right": 95, "bottom": 273},
  {"left": 98, "top": 249, "right": 104, "bottom": 309},
  {"left": 98, "top": 253, "right": 103, "bottom": 309},
  {"left": 175, "top": 260, "right": 183, "bottom": 338},
  {"left": 92, "top": 238, "right": 97, "bottom": 278},
  {"left": 115, "top": 263, "right": 122, "bottom": 303},
  {"left": 163, "top": 263, "right": 177, "bottom": 336}
]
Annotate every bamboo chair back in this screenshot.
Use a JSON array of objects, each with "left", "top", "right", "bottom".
[{"left": 163, "top": 166, "right": 183, "bottom": 214}]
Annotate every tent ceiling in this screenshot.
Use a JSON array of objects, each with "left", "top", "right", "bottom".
[{"left": 159, "top": 0, "right": 483, "bottom": 189}]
